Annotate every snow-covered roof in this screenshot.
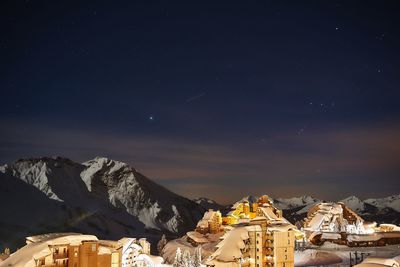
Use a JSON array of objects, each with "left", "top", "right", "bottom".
[
  {"left": 257, "top": 207, "right": 279, "bottom": 220},
  {"left": 47, "top": 235, "right": 98, "bottom": 246},
  {"left": 187, "top": 231, "right": 210, "bottom": 243},
  {"left": 32, "top": 248, "right": 51, "bottom": 260},
  {"left": 321, "top": 233, "right": 341, "bottom": 240},
  {"left": 207, "top": 225, "right": 258, "bottom": 263},
  {"left": 98, "top": 246, "right": 111, "bottom": 255},
  {"left": 203, "top": 210, "right": 216, "bottom": 220},
  {"left": 26, "top": 233, "right": 80, "bottom": 244},
  {"left": 197, "top": 220, "right": 209, "bottom": 228},
  {"left": 354, "top": 257, "right": 400, "bottom": 267}
]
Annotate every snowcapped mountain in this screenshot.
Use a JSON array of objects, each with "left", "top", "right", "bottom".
[
  {"left": 193, "top": 197, "right": 224, "bottom": 211},
  {"left": 365, "top": 194, "right": 400, "bottom": 213},
  {"left": 0, "top": 156, "right": 204, "bottom": 251},
  {"left": 339, "top": 195, "right": 400, "bottom": 225},
  {"left": 218, "top": 194, "right": 400, "bottom": 225},
  {"left": 339, "top": 196, "right": 366, "bottom": 213},
  {"left": 270, "top": 195, "right": 400, "bottom": 225},
  {"left": 274, "top": 195, "right": 320, "bottom": 210}
]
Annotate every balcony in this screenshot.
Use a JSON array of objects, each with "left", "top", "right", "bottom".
[
  {"left": 265, "top": 256, "right": 274, "bottom": 264},
  {"left": 264, "top": 249, "right": 274, "bottom": 256},
  {"left": 53, "top": 253, "right": 68, "bottom": 260}
]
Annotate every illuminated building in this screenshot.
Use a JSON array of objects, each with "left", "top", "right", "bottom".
[
  {"left": 303, "top": 202, "right": 400, "bottom": 246},
  {"left": 196, "top": 209, "right": 223, "bottom": 234},
  {"left": 206, "top": 196, "right": 299, "bottom": 267},
  {"left": 27, "top": 234, "right": 151, "bottom": 267}
]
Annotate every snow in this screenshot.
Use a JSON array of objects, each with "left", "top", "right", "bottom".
[
  {"left": 365, "top": 194, "right": 400, "bottom": 213},
  {"left": 294, "top": 249, "right": 344, "bottom": 266},
  {"left": 208, "top": 225, "right": 259, "bottom": 263},
  {"left": 257, "top": 207, "right": 279, "bottom": 220},
  {"left": 0, "top": 156, "right": 204, "bottom": 250},
  {"left": 302, "top": 202, "right": 388, "bottom": 239},
  {"left": 340, "top": 196, "right": 366, "bottom": 213},
  {"left": 295, "top": 245, "right": 400, "bottom": 267},
  {"left": 80, "top": 157, "right": 202, "bottom": 234},
  {"left": 161, "top": 235, "right": 220, "bottom": 264},
  {"left": 305, "top": 213, "right": 325, "bottom": 231},
  {"left": 274, "top": 196, "right": 320, "bottom": 210},
  {"left": 0, "top": 233, "right": 165, "bottom": 267},
  {"left": 0, "top": 234, "right": 93, "bottom": 267}
]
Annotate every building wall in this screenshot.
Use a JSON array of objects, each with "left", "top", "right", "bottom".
[
  {"left": 98, "top": 253, "right": 111, "bottom": 267},
  {"left": 68, "top": 245, "right": 79, "bottom": 267},
  {"left": 44, "top": 254, "right": 54, "bottom": 266},
  {"left": 138, "top": 238, "right": 150, "bottom": 255},
  {"left": 79, "top": 241, "right": 98, "bottom": 267},
  {"left": 273, "top": 231, "right": 294, "bottom": 267},
  {"left": 111, "top": 251, "right": 120, "bottom": 267},
  {"left": 248, "top": 229, "right": 263, "bottom": 267},
  {"left": 209, "top": 211, "right": 222, "bottom": 233}
]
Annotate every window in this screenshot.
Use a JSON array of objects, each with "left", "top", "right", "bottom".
[{"left": 92, "top": 244, "right": 96, "bottom": 252}]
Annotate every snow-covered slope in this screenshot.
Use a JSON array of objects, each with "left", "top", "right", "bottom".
[
  {"left": 364, "top": 194, "right": 400, "bottom": 213},
  {"left": 0, "top": 157, "right": 204, "bottom": 251},
  {"left": 271, "top": 194, "right": 400, "bottom": 225},
  {"left": 81, "top": 157, "right": 203, "bottom": 233},
  {"left": 274, "top": 196, "right": 321, "bottom": 210},
  {"left": 339, "top": 196, "right": 366, "bottom": 213},
  {"left": 193, "top": 197, "right": 225, "bottom": 212},
  {"left": 224, "top": 194, "right": 400, "bottom": 226}
]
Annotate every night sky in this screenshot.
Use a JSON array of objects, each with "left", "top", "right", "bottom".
[{"left": 1, "top": 1, "right": 400, "bottom": 204}]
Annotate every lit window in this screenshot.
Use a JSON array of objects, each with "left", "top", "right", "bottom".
[{"left": 92, "top": 244, "right": 96, "bottom": 252}]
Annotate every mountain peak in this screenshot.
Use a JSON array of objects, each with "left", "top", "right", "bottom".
[
  {"left": 84, "top": 157, "right": 134, "bottom": 171},
  {"left": 1, "top": 156, "right": 203, "bottom": 240}
]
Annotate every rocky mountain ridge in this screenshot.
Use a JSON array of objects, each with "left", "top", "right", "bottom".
[{"left": 0, "top": 156, "right": 204, "bottom": 251}]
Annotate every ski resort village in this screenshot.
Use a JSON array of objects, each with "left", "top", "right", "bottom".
[{"left": 0, "top": 157, "right": 400, "bottom": 267}]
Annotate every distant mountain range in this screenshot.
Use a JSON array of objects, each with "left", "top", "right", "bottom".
[
  {"left": 246, "top": 194, "right": 400, "bottom": 225},
  {"left": 1, "top": 156, "right": 399, "bottom": 252},
  {"left": 197, "top": 194, "right": 400, "bottom": 225},
  {"left": 0, "top": 157, "right": 203, "bottom": 251}
]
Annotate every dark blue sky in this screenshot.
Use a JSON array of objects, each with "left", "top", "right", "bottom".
[{"left": 1, "top": 1, "right": 400, "bottom": 203}]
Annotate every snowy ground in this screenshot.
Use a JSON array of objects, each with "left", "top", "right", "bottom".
[
  {"left": 295, "top": 243, "right": 400, "bottom": 266},
  {"left": 0, "top": 234, "right": 168, "bottom": 267},
  {"left": 161, "top": 235, "right": 220, "bottom": 264}
]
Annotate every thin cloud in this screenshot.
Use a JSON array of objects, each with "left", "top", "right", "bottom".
[{"left": 1, "top": 119, "right": 399, "bottom": 204}]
